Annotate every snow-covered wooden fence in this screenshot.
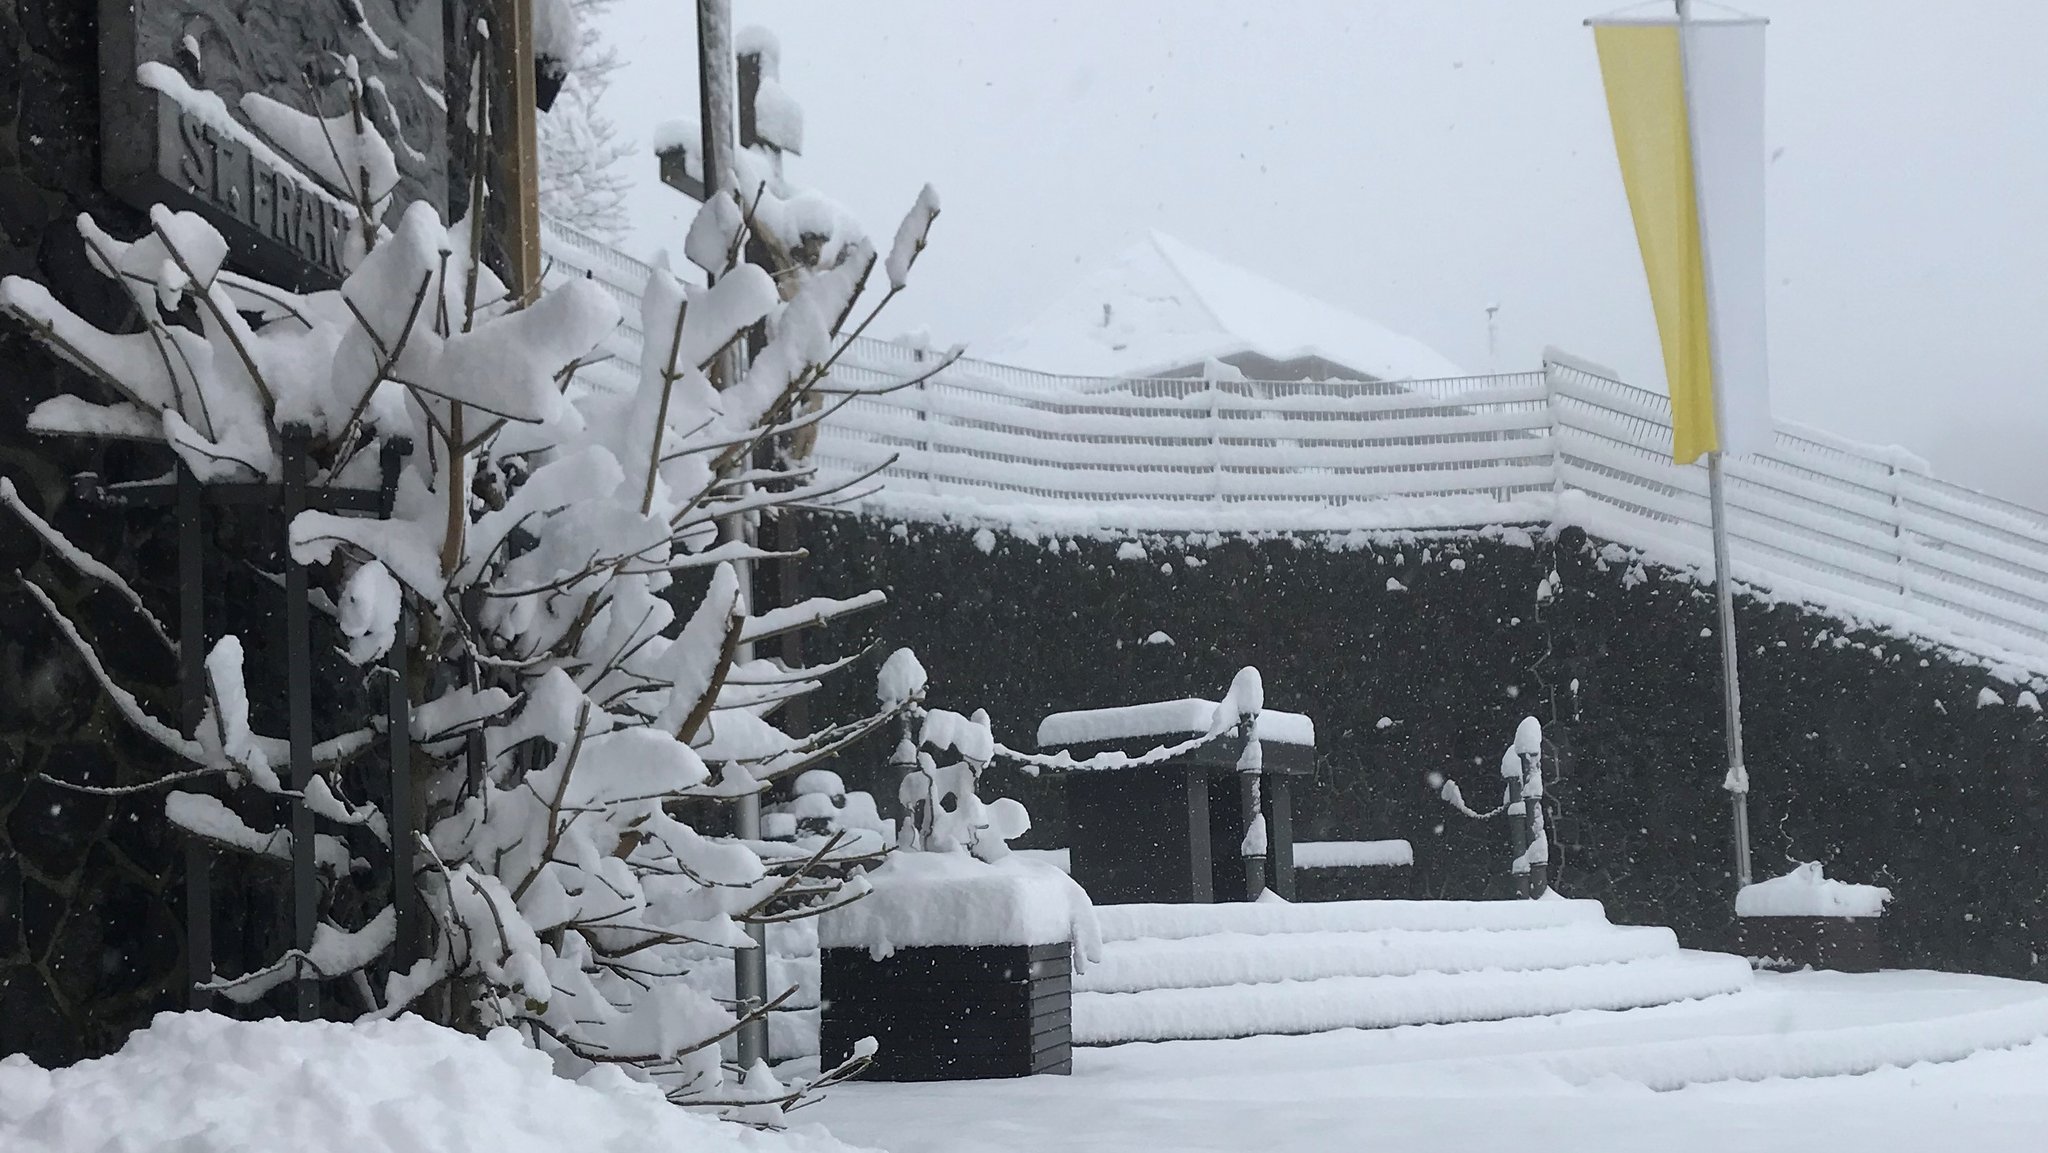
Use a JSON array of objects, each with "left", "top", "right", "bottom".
[{"left": 539, "top": 217, "right": 2048, "bottom": 663}]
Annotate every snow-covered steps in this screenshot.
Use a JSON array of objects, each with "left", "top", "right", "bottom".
[
  {"left": 1093, "top": 896, "right": 1610, "bottom": 941},
  {"left": 1073, "top": 898, "right": 1752, "bottom": 1045},
  {"left": 1075, "top": 952, "right": 1753, "bottom": 1044},
  {"left": 1078, "top": 924, "right": 1682, "bottom": 994}
]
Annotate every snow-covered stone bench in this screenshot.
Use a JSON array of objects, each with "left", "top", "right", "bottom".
[{"left": 1290, "top": 839, "right": 1415, "bottom": 902}]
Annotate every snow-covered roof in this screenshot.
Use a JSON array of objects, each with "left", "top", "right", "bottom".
[
  {"left": 1037, "top": 699, "right": 1316, "bottom": 749},
  {"left": 986, "top": 232, "right": 1465, "bottom": 382}
]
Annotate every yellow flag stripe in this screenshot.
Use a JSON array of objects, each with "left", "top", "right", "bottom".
[{"left": 1594, "top": 24, "right": 1718, "bottom": 464}]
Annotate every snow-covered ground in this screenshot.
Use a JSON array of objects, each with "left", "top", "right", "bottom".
[
  {"left": 0, "top": 1014, "right": 869, "bottom": 1153},
  {"left": 800, "top": 970, "right": 2048, "bottom": 1153}
]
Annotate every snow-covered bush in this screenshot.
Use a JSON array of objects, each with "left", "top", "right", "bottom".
[
  {"left": 0, "top": 41, "right": 948, "bottom": 1112},
  {"left": 871, "top": 650, "right": 1030, "bottom": 862},
  {"left": 767, "top": 769, "right": 892, "bottom": 845}
]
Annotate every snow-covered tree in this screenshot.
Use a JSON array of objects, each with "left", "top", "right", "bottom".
[
  {"left": 538, "top": 0, "right": 634, "bottom": 241},
  {"left": 0, "top": 38, "right": 949, "bottom": 1114}
]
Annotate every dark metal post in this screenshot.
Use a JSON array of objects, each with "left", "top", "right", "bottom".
[
  {"left": 379, "top": 439, "right": 417, "bottom": 970},
  {"left": 176, "top": 464, "right": 212, "bottom": 1009},
  {"left": 387, "top": 606, "right": 416, "bottom": 967},
  {"left": 1520, "top": 750, "right": 1547, "bottom": 898},
  {"left": 1185, "top": 764, "right": 1213, "bottom": 904},
  {"left": 282, "top": 425, "right": 318, "bottom": 1019},
  {"left": 1262, "top": 773, "right": 1295, "bottom": 901},
  {"left": 1239, "top": 771, "right": 1265, "bottom": 900},
  {"left": 1501, "top": 747, "right": 1529, "bottom": 897}
]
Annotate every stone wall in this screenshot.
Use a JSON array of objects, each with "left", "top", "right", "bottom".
[
  {"left": 794, "top": 513, "right": 2048, "bottom": 981},
  {"left": 0, "top": 0, "right": 482, "bottom": 1063},
  {"left": 0, "top": 0, "right": 188, "bottom": 1065}
]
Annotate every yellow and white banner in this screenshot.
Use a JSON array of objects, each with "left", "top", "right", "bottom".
[{"left": 1592, "top": 13, "right": 1771, "bottom": 464}]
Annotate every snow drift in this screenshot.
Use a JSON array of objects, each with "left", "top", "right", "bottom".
[{"left": 0, "top": 1013, "right": 871, "bottom": 1153}]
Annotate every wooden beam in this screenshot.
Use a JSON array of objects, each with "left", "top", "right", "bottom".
[{"left": 488, "top": 0, "right": 542, "bottom": 297}]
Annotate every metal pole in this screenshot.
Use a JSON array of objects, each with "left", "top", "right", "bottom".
[
  {"left": 1263, "top": 773, "right": 1295, "bottom": 901},
  {"left": 387, "top": 607, "right": 417, "bottom": 966},
  {"left": 1520, "top": 750, "right": 1547, "bottom": 898},
  {"left": 1674, "top": 0, "right": 1754, "bottom": 891},
  {"left": 380, "top": 439, "right": 417, "bottom": 970},
  {"left": 283, "top": 425, "right": 318, "bottom": 1019},
  {"left": 1501, "top": 747, "right": 1529, "bottom": 896},
  {"left": 697, "top": 0, "right": 769, "bottom": 1074},
  {"left": 1708, "top": 451, "right": 1755, "bottom": 888},
  {"left": 176, "top": 464, "right": 212, "bottom": 1009},
  {"left": 1240, "top": 771, "right": 1265, "bottom": 901}
]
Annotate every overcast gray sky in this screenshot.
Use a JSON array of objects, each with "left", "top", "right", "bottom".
[{"left": 595, "top": 1, "right": 2048, "bottom": 503}]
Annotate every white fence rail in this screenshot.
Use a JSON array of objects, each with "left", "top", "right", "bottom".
[{"left": 539, "top": 217, "right": 2048, "bottom": 665}]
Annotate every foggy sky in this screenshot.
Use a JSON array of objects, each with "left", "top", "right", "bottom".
[{"left": 594, "top": 1, "right": 2048, "bottom": 504}]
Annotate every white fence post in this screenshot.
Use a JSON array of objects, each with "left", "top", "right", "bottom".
[
  {"left": 1890, "top": 462, "right": 1910, "bottom": 607},
  {"left": 914, "top": 349, "right": 937, "bottom": 496},
  {"left": 1209, "top": 386, "right": 1225, "bottom": 506},
  {"left": 1543, "top": 360, "right": 1566, "bottom": 503}
]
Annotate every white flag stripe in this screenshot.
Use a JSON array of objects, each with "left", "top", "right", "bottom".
[{"left": 1682, "top": 18, "right": 1773, "bottom": 458}]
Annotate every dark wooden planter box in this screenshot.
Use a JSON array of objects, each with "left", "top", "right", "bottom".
[
  {"left": 1293, "top": 864, "right": 1415, "bottom": 902},
  {"left": 1738, "top": 915, "right": 1886, "bottom": 973},
  {"left": 821, "top": 942, "right": 1072, "bottom": 1080}
]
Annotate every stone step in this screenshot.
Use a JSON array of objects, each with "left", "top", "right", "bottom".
[
  {"left": 1073, "top": 951, "right": 1755, "bottom": 1045},
  {"left": 1076, "top": 923, "right": 1681, "bottom": 994},
  {"left": 1093, "top": 897, "right": 1611, "bottom": 943}
]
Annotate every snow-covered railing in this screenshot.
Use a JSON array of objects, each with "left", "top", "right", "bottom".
[
  {"left": 1547, "top": 361, "right": 2048, "bottom": 658},
  {"left": 538, "top": 218, "right": 2048, "bottom": 663},
  {"left": 818, "top": 341, "right": 1557, "bottom": 508}
]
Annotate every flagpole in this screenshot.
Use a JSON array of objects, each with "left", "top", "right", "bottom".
[
  {"left": 1708, "top": 452, "right": 1754, "bottom": 888},
  {"left": 1676, "top": 0, "right": 1756, "bottom": 891}
]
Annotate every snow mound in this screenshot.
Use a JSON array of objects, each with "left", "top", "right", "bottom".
[
  {"left": 1736, "top": 862, "right": 1892, "bottom": 918},
  {"left": 820, "top": 851, "right": 1101, "bottom": 960},
  {"left": 0, "top": 1013, "right": 869, "bottom": 1153}
]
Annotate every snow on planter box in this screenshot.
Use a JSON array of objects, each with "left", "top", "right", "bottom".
[
  {"left": 1036, "top": 694, "right": 1315, "bottom": 904},
  {"left": 819, "top": 852, "right": 1100, "bottom": 1080},
  {"left": 1735, "top": 862, "right": 1893, "bottom": 973}
]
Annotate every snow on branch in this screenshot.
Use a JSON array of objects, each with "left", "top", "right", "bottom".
[
  {"left": 2, "top": 478, "right": 176, "bottom": 652},
  {"left": 2, "top": 49, "right": 948, "bottom": 1116}
]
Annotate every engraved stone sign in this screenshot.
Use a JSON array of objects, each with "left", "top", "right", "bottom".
[{"left": 99, "top": 0, "right": 448, "bottom": 289}]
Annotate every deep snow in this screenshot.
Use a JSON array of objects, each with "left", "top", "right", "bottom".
[
  {"left": 799, "top": 970, "right": 2048, "bottom": 1153},
  {"left": 0, "top": 1013, "right": 869, "bottom": 1153}
]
